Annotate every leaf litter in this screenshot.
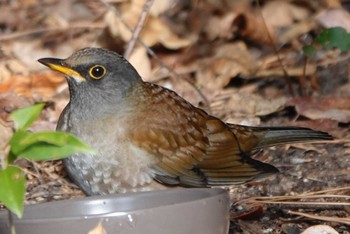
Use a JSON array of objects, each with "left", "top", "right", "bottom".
[{"left": 0, "top": 0, "right": 350, "bottom": 233}]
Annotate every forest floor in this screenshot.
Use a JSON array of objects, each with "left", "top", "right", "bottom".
[{"left": 0, "top": 0, "right": 350, "bottom": 233}]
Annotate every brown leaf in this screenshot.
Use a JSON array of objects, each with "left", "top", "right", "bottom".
[
  {"left": 233, "top": 9, "right": 276, "bottom": 46},
  {"left": 288, "top": 96, "right": 350, "bottom": 123},
  {"left": 104, "top": 1, "right": 192, "bottom": 49},
  {"left": 205, "top": 11, "right": 239, "bottom": 40},
  {"left": 196, "top": 42, "right": 257, "bottom": 89},
  {"left": 316, "top": 8, "right": 350, "bottom": 32},
  {"left": 262, "top": 1, "right": 310, "bottom": 29},
  {"left": 0, "top": 72, "right": 66, "bottom": 99},
  {"left": 129, "top": 46, "right": 151, "bottom": 81}
]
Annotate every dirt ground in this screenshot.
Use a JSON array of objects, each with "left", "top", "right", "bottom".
[{"left": 0, "top": 0, "right": 349, "bottom": 233}]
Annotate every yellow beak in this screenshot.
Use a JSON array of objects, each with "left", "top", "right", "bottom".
[{"left": 38, "top": 58, "right": 85, "bottom": 81}]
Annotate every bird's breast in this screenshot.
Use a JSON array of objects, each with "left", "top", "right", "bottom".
[{"left": 60, "top": 110, "right": 160, "bottom": 195}]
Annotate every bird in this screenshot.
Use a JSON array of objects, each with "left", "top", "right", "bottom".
[{"left": 38, "top": 48, "right": 333, "bottom": 196}]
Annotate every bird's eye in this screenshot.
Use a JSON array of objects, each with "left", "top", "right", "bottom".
[{"left": 89, "top": 65, "right": 106, "bottom": 79}]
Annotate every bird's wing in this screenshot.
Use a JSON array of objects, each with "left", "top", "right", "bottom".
[{"left": 128, "top": 83, "right": 278, "bottom": 187}]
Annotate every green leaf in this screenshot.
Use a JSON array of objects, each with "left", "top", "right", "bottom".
[
  {"left": 18, "top": 131, "right": 94, "bottom": 160},
  {"left": 7, "top": 152, "right": 17, "bottom": 165},
  {"left": 315, "top": 27, "right": 350, "bottom": 53},
  {"left": 10, "top": 130, "right": 94, "bottom": 160},
  {"left": 10, "top": 104, "right": 45, "bottom": 130},
  {"left": 302, "top": 45, "right": 317, "bottom": 57},
  {"left": 0, "top": 166, "right": 25, "bottom": 218},
  {"left": 9, "top": 130, "right": 33, "bottom": 156}
]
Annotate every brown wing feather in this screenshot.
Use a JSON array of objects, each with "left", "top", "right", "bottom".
[{"left": 127, "top": 83, "right": 277, "bottom": 187}]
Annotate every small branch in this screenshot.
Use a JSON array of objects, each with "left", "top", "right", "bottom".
[
  {"left": 236, "top": 186, "right": 350, "bottom": 207},
  {"left": 124, "top": 0, "right": 154, "bottom": 59},
  {"left": 288, "top": 210, "right": 350, "bottom": 225},
  {"left": 255, "top": 0, "right": 295, "bottom": 96}
]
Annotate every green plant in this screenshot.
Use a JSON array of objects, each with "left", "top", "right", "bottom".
[
  {"left": 0, "top": 103, "right": 94, "bottom": 218},
  {"left": 303, "top": 27, "right": 350, "bottom": 57}
]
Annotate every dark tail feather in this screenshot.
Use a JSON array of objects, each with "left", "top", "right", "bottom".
[{"left": 249, "top": 126, "right": 333, "bottom": 149}]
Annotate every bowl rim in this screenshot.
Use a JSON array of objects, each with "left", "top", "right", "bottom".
[{"left": 0, "top": 188, "right": 229, "bottom": 223}]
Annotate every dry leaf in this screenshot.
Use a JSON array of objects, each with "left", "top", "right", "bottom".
[
  {"left": 143, "top": 16, "right": 192, "bottom": 49},
  {"left": 278, "top": 20, "right": 317, "bottom": 43},
  {"left": 11, "top": 41, "right": 74, "bottom": 70},
  {"left": 204, "top": 5, "right": 277, "bottom": 45},
  {"left": 233, "top": 8, "right": 275, "bottom": 46},
  {"left": 196, "top": 42, "right": 257, "bottom": 89},
  {"left": 0, "top": 58, "right": 28, "bottom": 83},
  {"left": 0, "top": 72, "right": 66, "bottom": 99},
  {"left": 262, "top": 1, "right": 310, "bottom": 28},
  {"left": 104, "top": 0, "right": 192, "bottom": 49},
  {"left": 210, "top": 89, "right": 287, "bottom": 125},
  {"left": 288, "top": 96, "right": 350, "bottom": 123},
  {"left": 205, "top": 11, "right": 238, "bottom": 40},
  {"left": 316, "top": 8, "right": 350, "bottom": 32},
  {"left": 129, "top": 46, "right": 151, "bottom": 80},
  {"left": 149, "top": 0, "right": 172, "bottom": 16},
  {"left": 227, "top": 93, "right": 287, "bottom": 117}
]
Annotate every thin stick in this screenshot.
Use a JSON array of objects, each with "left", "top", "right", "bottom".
[
  {"left": 236, "top": 187, "right": 350, "bottom": 207},
  {"left": 123, "top": 0, "right": 154, "bottom": 59},
  {"left": 255, "top": 0, "right": 295, "bottom": 96},
  {"left": 288, "top": 210, "right": 350, "bottom": 225}
]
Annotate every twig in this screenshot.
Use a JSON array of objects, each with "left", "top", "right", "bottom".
[
  {"left": 236, "top": 186, "right": 350, "bottom": 207},
  {"left": 99, "top": 0, "right": 210, "bottom": 108},
  {"left": 255, "top": 0, "right": 295, "bottom": 96},
  {"left": 288, "top": 210, "right": 350, "bottom": 225},
  {"left": 123, "top": 0, "right": 154, "bottom": 59},
  {"left": 299, "top": 55, "right": 308, "bottom": 96}
]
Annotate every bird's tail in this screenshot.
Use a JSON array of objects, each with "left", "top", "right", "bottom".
[{"left": 240, "top": 126, "right": 334, "bottom": 150}]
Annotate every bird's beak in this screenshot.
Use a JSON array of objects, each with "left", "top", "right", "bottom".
[{"left": 38, "top": 58, "right": 85, "bottom": 81}]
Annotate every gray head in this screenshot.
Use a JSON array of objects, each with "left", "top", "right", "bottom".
[{"left": 38, "top": 48, "right": 143, "bottom": 114}]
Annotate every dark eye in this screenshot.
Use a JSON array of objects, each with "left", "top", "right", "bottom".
[{"left": 89, "top": 65, "right": 106, "bottom": 79}]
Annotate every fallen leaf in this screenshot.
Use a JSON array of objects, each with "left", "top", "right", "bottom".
[
  {"left": 205, "top": 11, "right": 238, "bottom": 40},
  {"left": 0, "top": 72, "right": 66, "bottom": 99},
  {"left": 288, "top": 96, "right": 350, "bottom": 123},
  {"left": 210, "top": 89, "right": 287, "bottom": 125},
  {"left": 288, "top": 119, "right": 344, "bottom": 138},
  {"left": 129, "top": 46, "right": 151, "bottom": 80},
  {"left": 104, "top": 0, "right": 192, "bottom": 49},
  {"left": 196, "top": 42, "right": 258, "bottom": 89},
  {"left": 149, "top": 0, "right": 172, "bottom": 16},
  {"left": 316, "top": 8, "right": 350, "bottom": 32},
  {"left": 262, "top": 1, "right": 310, "bottom": 28}
]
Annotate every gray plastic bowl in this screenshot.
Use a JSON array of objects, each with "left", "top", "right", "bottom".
[{"left": 0, "top": 188, "right": 230, "bottom": 234}]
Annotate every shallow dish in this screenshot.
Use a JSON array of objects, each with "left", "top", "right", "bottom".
[{"left": 0, "top": 188, "right": 230, "bottom": 234}]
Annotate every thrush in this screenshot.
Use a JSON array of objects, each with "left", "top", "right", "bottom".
[{"left": 38, "top": 48, "right": 333, "bottom": 196}]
